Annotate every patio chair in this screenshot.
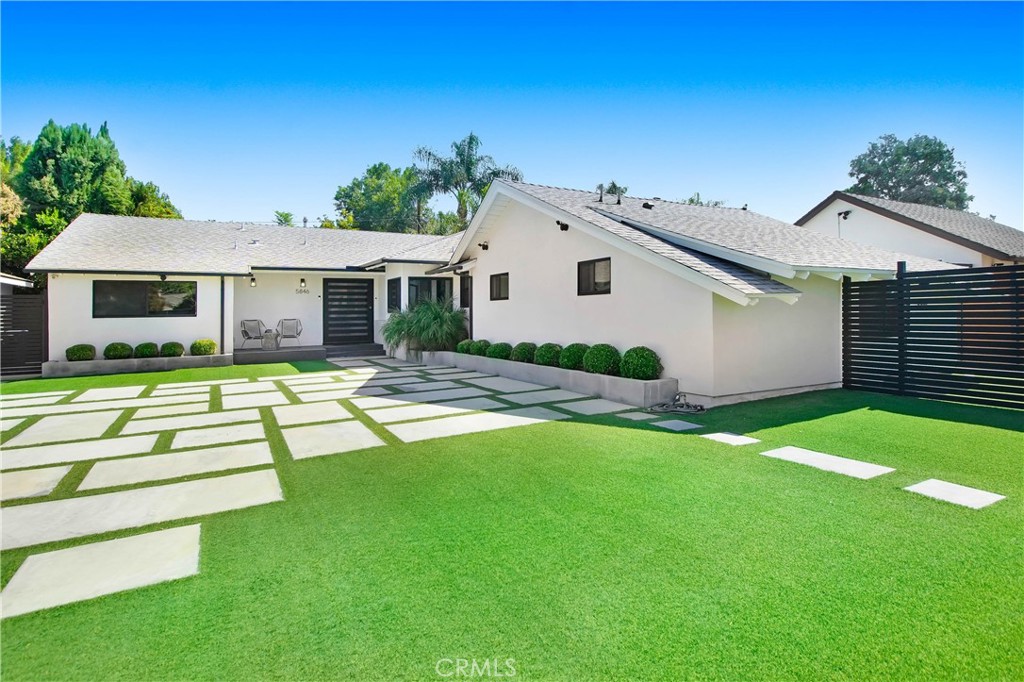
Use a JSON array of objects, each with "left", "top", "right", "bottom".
[
  {"left": 276, "top": 318, "right": 303, "bottom": 345},
  {"left": 240, "top": 319, "right": 267, "bottom": 348}
]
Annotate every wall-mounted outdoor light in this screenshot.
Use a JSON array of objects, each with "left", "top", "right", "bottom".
[
  {"left": 299, "top": 277, "right": 306, "bottom": 288},
  {"left": 250, "top": 276, "right": 257, "bottom": 288},
  {"left": 556, "top": 220, "right": 569, "bottom": 231},
  {"left": 478, "top": 242, "right": 489, "bottom": 251}
]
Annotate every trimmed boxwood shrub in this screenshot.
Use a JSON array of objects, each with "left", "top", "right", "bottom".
[
  {"left": 582, "top": 343, "right": 621, "bottom": 376},
  {"left": 190, "top": 339, "right": 218, "bottom": 356},
  {"left": 133, "top": 342, "right": 159, "bottom": 359},
  {"left": 469, "top": 339, "right": 491, "bottom": 356},
  {"left": 65, "top": 344, "right": 96, "bottom": 362},
  {"left": 559, "top": 343, "right": 590, "bottom": 371},
  {"left": 103, "top": 342, "right": 133, "bottom": 360},
  {"left": 455, "top": 339, "right": 473, "bottom": 354},
  {"left": 511, "top": 342, "right": 537, "bottom": 363},
  {"left": 486, "top": 342, "right": 513, "bottom": 360},
  {"left": 534, "top": 343, "right": 562, "bottom": 367},
  {"left": 620, "top": 346, "right": 663, "bottom": 380},
  {"left": 160, "top": 341, "right": 185, "bottom": 357}
]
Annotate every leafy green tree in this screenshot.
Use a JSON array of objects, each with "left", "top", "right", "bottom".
[
  {"left": 334, "top": 162, "right": 420, "bottom": 232},
  {"left": 425, "top": 211, "right": 464, "bottom": 235},
  {"left": 847, "top": 133, "right": 973, "bottom": 210},
  {"left": 273, "top": 210, "right": 295, "bottom": 226},
  {"left": 130, "top": 179, "right": 181, "bottom": 218},
  {"left": 684, "top": 191, "right": 725, "bottom": 207},
  {"left": 1, "top": 182, "right": 24, "bottom": 228},
  {"left": 414, "top": 133, "right": 522, "bottom": 223},
  {"left": 604, "top": 180, "right": 628, "bottom": 196},
  {"left": 1, "top": 137, "right": 32, "bottom": 185}
]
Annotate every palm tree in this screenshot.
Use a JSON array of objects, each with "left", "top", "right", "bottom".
[{"left": 414, "top": 133, "right": 522, "bottom": 224}]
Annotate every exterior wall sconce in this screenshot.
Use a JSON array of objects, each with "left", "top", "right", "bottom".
[
  {"left": 556, "top": 221, "right": 569, "bottom": 231},
  {"left": 299, "top": 277, "right": 306, "bottom": 288},
  {"left": 250, "top": 276, "right": 257, "bottom": 288},
  {"left": 478, "top": 242, "right": 489, "bottom": 251},
  {"left": 160, "top": 274, "right": 167, "bottom": 281}
]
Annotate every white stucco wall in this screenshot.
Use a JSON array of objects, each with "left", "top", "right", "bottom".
[
  {"left": 46, "top": 273, "right": 228, "bottom": 361},
  {"left": 712, "top": 274, "right": 842, "bottom": 397},
  {"left": 802, "top": 199, "right": 985, "bottom": 266},
  {"left": 462, "top": 201, "right": 717, "bottom": 395}
]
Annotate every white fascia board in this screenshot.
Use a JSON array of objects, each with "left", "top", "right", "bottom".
[
  {"left": 493, "top": 184, "right": 755, "bottom": 306},
  {"left": 450, "top": 189, "right": 504, "bottom": 263},
  {"left": 805, "top": 267, "right": 892, "bottom": 282},
  {"left": 591, "top": 209, "right": 799, "bottom": 280}
]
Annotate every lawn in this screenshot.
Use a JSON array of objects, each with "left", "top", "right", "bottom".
[{"left": 1, "top": 364, "right": 1021, "bottom": 680}]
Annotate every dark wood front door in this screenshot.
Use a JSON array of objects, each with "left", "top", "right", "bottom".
[{"left": 323, "top": 279, "right": 373, "bottom": 345}]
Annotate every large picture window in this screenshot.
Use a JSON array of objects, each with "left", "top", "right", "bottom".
[
  {"left": 407, "top": 277, "right": 453, "bottom": 307},
  {"left": 578, "top": 258, "right": 611, "bottom": 296},
  {"left": 490, "top": 273, "right": 509, "bottom": 301},
  {"left": 93, "top": 280, "right": 198, "bottom": 318}
]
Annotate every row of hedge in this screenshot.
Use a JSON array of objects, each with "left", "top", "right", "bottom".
[
  {"left": 454, "top": 340, "right": 662, "bottom": 380},
  {"left": 66, "top": 339, "right": 219, "bottom": 362}
]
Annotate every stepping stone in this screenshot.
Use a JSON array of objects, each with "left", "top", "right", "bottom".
[
  {"left": 761, "top": 446, "right": 894, "bottom": 479},
  {"left": 2, "top": 394, "right": 201, "bottom": 419},
  {"left": 0, "top": 466, "right": 72, "bottom": 501},
  {"left": 221, "top": 391, "right": 290, "bottom": 410},
  {"left": 0, "top": 390, "right": 73, "bottom": 401},
  {"left": 0, "top": 525, "right": 201, "bottom": 619},
  {"left": 423, "top": 367, "right": 461, "bottom": 374},
  {"left": 348, "top": 396, "right": 413, "bottom": 410},
  {"left": 618, "top": 412, "right": 656, "bottom": 421},
  {"left": 79, "top": 442, "right": 274, "bottom": 490},
  {"left": 256, "top": 370, "right": 348, "bottom": 382},
  {"left": 652, "top": 419, "right": 702, "bottom": 432},
  {"left": 123, "top": 408, "right": 261, "bottom": 435},
  {"left": 171, "top": 423, "right": 265, "bottom": 450},
  {"left": 220, "top": 382, "right": 280, "bottom": 395},
  {"left": 388, "top": 387, "right": 490, "bottom": 403},
  {"left": 390, "top": 381, "right": 460, "bottom": 392},
  {"left": 2, "top": 435, "right": 159, "bottom": 470},
  {"left": 150, "top": 386, "right": 211, "bottom": 397},
  {"left": 1, "top": 470, "right": 282, "bottom": 550},
  {"left": 0, "top": 395, "right": 67, "bottom": 407},
  {"left": 701, "top": 433, "right": 760, "bottom": 446},
  {"left": 557, "top": 399, "right": 634, "bottom": 415},
  {"left": 4, "top": 410, "right": 123, "bottom": 447},
  {"left": 278, "top": 376, "right": 337, "bottom": 386},
  {"left": 500, "top": 406, "right": 571, "bottom": 421},
  {"left": 373, "top": 359, "right": 423, "bottom": 367},
  {"left": 335, "top": 373, "right": 424, "bottom": 387},
  {"left": 385, "top": 411, "right": 548, "bottom": 443},
  {"left": 500, "top": 389, "right": 590, "bottom": 405},
  {"left": 73, "top": 386, "right": 146, "bottom": 402},
  {"left": 156, "top": 378, "right": 248, "bottom": 389},
  {"left": 1, "top": 418, "right": 25, "bottom": 431},
  {"left": 904, "top": 479, "right": 1005, "bottom": 509},
  {"left": 436, "top": 371, "right": 492, "bottom": 380},
  {"left": 283, "top": 421, "right": 385, "bottom": 459},
  {"left": 297, "top": 387, "right": 391, "bottom": 402},
  {"left": 336, "top": 367, "right": 380, "bottom": 374},
  {"left": 272, "top": 401, "right": 352, "bottom": 426},
  {"left": 133, "top": 402, "right": 208, "bottom": 419},
  {"left": 364, "top": 403, "right": 470, "bottom": 424},
  {"left": 467, "top": 377, "right": 549, "bottom": 393},
  {"left": 436, "top": 397, "right": 507, "bottom": 411}
]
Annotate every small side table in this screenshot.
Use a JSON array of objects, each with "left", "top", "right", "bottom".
[{"left": 261, "top": 330, "right": 281, "bottom": 350}]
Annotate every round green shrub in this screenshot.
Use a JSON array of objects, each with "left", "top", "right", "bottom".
[
  {"left": 559, "top": 343, "right": 590, "bottom": 371},
  {"left": 455, "top": 339, "right": 473, "bottom": 354},
  {"left": 486, "top": 342, "right": 513, "bottom": 360},
  {"left": 190, "top": 339, "right": 218, "bottom": 356},
  {"left": 582, "top": 343, "right": 621, "bottom": 376},
  {"left": 65, "top": 344, "right": 96, "bottom": 362},
  {"left": 160, "top": 342, "right": 185, "bottom": 357},
  {"left": 534, "top": 343, "right": 562, "bottom": 367},
  {"left": 133, "top": 342, "right": 159, "bottom": 359},
  {"left": 103, "top": 342, "right": 133, "bottom": 360},
  {"left": 511, "top": 342, "right": 537, "bottom": 363},
  {"left": 469, "top": 339, "right": 491, "bottom": 356},
  {"left": 620, "top": 346, "right": 663, "bottom": 380}
]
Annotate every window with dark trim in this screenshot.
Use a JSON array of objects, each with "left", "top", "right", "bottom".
[
  {"left": 407, "top": 277, "right": 453, "bottom": 307},
  {"left": 93, "top": 280, "right": 198, "bottom": 318},
  {"left": 490, "top": 273, "right": 509, "bottom": 301},
  {"left": 387, "top": 277, "right": 401, "bottom": 311},
  {"left": 578, "top": 258, "right": 611, "bottom": 296},
  {"left": 459, "top": 274, "right": 472, "bottom": 308}
]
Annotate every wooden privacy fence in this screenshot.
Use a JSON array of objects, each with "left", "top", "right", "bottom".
[
  {"left": 843, "top": 263, "right": 1023, "bottom": 409},
  {"left": 1, "top": 290, "right": 48, "bottom": 376}
]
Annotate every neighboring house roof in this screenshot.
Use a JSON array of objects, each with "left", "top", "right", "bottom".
[
  {"left": 25, "top": 214, "right": 460, "bottom": 275},
  {"left": 795, "top": 191, "right": 1024, "bottom": 260},
  {"left": 0, "top": 272, "right": 34, "bottom": 288}
]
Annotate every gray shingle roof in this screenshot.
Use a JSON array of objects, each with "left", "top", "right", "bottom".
[
  {"left": 26, "top": 214, "right": 459, "bottom": 275},
  {"left": 499, "top": 181, "right": 799, "bottom": 296},
  {"left": 360, "top": 231, "right": 466, "bottom": 266},
  {"left": 815, "top": 192, "right": 1024, "bottom": 259}
]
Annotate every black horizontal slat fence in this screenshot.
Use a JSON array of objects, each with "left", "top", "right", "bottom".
[{"left": 842, "top": 263, "right": 1023, "bottom": 409}]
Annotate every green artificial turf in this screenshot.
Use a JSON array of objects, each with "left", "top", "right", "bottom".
[{"left": 1, "top": 382, "right": 1021, "bottom": 680}]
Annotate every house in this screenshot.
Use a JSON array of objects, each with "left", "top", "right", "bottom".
[
  {"left": 25, "top": 214, "right": 464, "bottom": 364},
  {"left": 439, "top": 181, "right": 953, "bottom": 405},
  {"left": 795, "top": 191, "right": 1024, "bottom": 267}
]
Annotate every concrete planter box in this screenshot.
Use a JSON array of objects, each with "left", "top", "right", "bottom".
[
  {"left": 43, "top": 354, "right": 233, "bottom": 378},
  {"left": 417, "top": 350, "right": 678, "bottom": 408}
]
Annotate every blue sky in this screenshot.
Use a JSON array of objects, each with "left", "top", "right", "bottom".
[{"left": 2, "top": 1, "right": 1022, "bottom": 227}]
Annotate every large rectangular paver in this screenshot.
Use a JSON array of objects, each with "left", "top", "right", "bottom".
[
  {"left": 171, "top": 423, "right": 265, "bottom": 450},
  {"left": 0, "top": 395, "right": 67, "bottom": 407},
  {"left": 80, "top": 442, "right": 275, "bottom": 490},
  {"left": 150, "top": 386, "right": 212, "bottom": 397},
  {"left": 436, "top": 397, "right": 508, "bottom": 411},
  {"left": 760, "top": 446, "right": 894, "bottom": 479},
  {"left": 272, "top": 401, "right": 352, "bottom": 426},
  {"left": 4, "top": 410, "right": 123, "bottom": 447},
  {"left": 1, "top": 470, "right": 282, "bottom": 550},
  {"left": 348, "top": 396, "right": 414, "bottom": 410},
  {"left": 133, "top": 402, "right": 209, "bottom": 419},
  {"left": 500, "top": 407, "right": 571, "bottom": 421},
  {"left": 557, "top": 398, "right": 634, "bottom": 415},
  {"left": 221, "top": 391, "right": 290, "bottom": 410},
  {"left": 73, "top": 386, "right": 146, "bottom": 402},
  {"left": 0, "top": 466, "right": 73, "bottom": 501},
  {"left": 0, "top": 390, "right": 73, "bottom": 400},
  {"left": 156, "top": 378, "right": 248, "bottom": 389},
  {"left": 364, "top": 403, "right": 469, "bottom": 424},
  {"left": 466, "top": 377, "right": 549, "bottom": 393},
  {"left": 905, "top": 479, "right": 1005, "bottom": 509},
  {"left": 0, "top": 525, "right": 201, "bottom": 618},
  {"left": 1, "top": 418, "right": 26, "bottom": 431},
  {"left": 653, "top": 419, "right": 702, "bottom": 432},
  {"left": 220, "top": 382, "right": 281, "bottom": 395},
  {"left": 297, "top": 387, "right": 391, "bottom": 402},
  {"left": 385, "top": 411, "right": 547, "bottom": 443},
  {"left": 122, "top": 409, "right": 261, "bottom": 435},
  {"left": 499, "top": 389, "right": 590, "bottom": 405},
  {"left": 283, "top": 421, "right": 386, "bottom": 459},
  {"left": 2, "top": 394, "right": 201, "bottom": 419},
  {"left": 1, "top": 434, "right": 159, "bottom": 470},
  {"left": 388, "top": 381, "right": 461, "bottom": 393},
  {"left": 387, "top": 387, "right": 490, "bottom": 403},
  {"left": 701, "top": 433, "right": 761, "bottom": 446}
]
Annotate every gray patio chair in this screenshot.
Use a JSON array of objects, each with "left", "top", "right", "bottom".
[
  {"left": 240, "top": 319, "right": 267, "bottom": 348},
  {"left": 276, "top": 318, "right": 303, "bottom": 345}
]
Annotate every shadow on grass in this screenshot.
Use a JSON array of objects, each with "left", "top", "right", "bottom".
[{"left": 288, "top": 360, "right": 343, "bottom": 373}]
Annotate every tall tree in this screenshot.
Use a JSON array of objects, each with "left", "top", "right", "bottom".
[
  {"left": 604, "top": 180, "right": 628, "bottom": 197},
  {"left": 414, "top": 133, "right": 522, "bottom": 223},
  {"left": 684, "top": 191, "right": 725, "bottom": 207},
  {"left": 1, "top": 137, "right": 32, "bottom": 185},
  {"left": 273, "top": 210, "right": 295, "bottom": 226},
  {"left": 130, "top": 179, "right": 181, "bottom": 218},
  {"left": 1, "top": 182, "right": 25, "bottom": 228},
  {"left": 846, "top": 134, "right": 973, "bottom": 210},
  {"left": 334, "top": 163, "right": 419, "bottom": 232}
]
